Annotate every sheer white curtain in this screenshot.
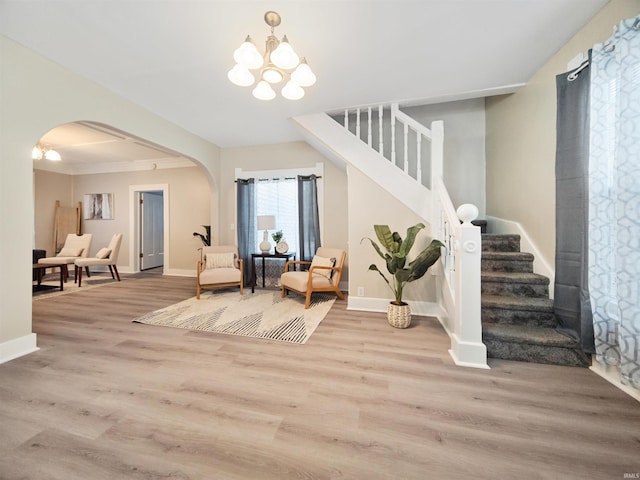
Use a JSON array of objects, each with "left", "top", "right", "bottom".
[
  {"left": 255, "top": 178, "right": 299, "bottom": 255},
  {"left": 588, "top": 16, "right": 640, "bottom": 388}
]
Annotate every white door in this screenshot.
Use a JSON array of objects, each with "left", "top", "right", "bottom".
[{"left": 140, "top": 191, "right": 164, "bottom": 270}]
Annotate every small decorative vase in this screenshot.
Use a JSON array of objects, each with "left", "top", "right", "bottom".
[{"left": 387, "top": 302, "right": 411, "bottom": 328}]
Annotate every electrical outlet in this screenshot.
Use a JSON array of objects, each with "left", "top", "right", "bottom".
[{"left": 357, "top": 287, "right": 365, "bottom": 297}]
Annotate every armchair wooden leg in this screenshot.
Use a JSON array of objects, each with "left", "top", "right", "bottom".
[
  {"left": 108, "top": 265, "right": 115, "bottom": 279},
  {"left": 85, "top": 266, "right": 91, "bottom": 278},
  {"left": 77, "top": 266, "right": 83, "bottom": 287},
  {"left": 112, "top": 265, "right": 120, "bottom": 281},
  {"left": 305, "top": 290, "right": 312, "bottom": 309},
  {"left": 197, "top": 284, "right": 201, "bottom": 299},
  {"left": 281, "top": 287, "right": 286, "bottom": 298}
]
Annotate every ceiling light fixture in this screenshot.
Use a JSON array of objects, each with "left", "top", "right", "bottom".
[
  {"left": 32, "top": 144, "right": 62, "bottom": 161},
  {"left": 228, "top": 11, "right": 316, "bottom": 101}
]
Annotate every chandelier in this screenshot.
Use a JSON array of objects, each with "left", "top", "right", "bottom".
[
  {"left": 32, "top": 144, "right": 61, "bottom": 161},
  {"left": 228, "top": 11, "right": 316, "bottom": 101}
]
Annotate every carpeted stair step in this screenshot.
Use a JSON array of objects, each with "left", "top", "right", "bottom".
[
  {"left": 482, "top": 234, "right": 521, "bottom": 252},
  {"left": 482, "top": 294, "right": 557, "bottom": 327},
  {"left": 481, "top": 271, "right": 549, "bottom": 297},
  {"left": 482, "top": 251, "right": 534, "bottom": 272},
  {"left": 482, "top": 324, "right": 590, "bottom": 367}
]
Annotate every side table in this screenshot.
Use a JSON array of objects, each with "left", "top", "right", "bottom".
[{"left": 251, "top": 252, "right": 296, "bottom": 293}]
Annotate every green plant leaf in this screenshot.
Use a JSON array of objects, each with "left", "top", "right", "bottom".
[
  {"left": 364, "top": 223, "right": 444, "bottom": 304},
  {"left": 374, "top": 225, "right": 399, "bottom": 253},
  {"left": 407, "top": 239, "right": 444, "bottom": 282}
]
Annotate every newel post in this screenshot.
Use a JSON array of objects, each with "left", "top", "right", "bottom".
[{"left": 451, "top": 204, "right": 488, "bottom": 369}]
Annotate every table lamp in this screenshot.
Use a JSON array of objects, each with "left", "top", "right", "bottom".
[{"left": 257, "top": 215, "right": 276, "bottom": 253}]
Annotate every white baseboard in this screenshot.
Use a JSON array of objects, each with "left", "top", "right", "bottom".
[
  {"left": 161, "top": 269, "right": 196, "bottom": 277},
  {"left": 486, "top": 215, "right": 555, "bottom": 297},
  {"left": 0, "top": 333, "right": 39, "bottom": 364},
  {"left": 347, "top": 296, "right": 440, "bottom": 317}
]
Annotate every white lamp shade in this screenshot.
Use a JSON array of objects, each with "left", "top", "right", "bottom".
[
  {"left": 257, "top": 215, "right": 276, "bottom": 230},
  {"left": 270, "top": 35, "right": 299, "bottom": 70},
  {"left": 252, "top": 80, "right": 276, "bottom": 100},
  {"left": 291, "top": 59, "right": 316, "bottom": 87},
  {"left": 227, "top": 64, "right": 255, "bottom": 87},
  {"left": 233, "top": 37, "right": 264, "bottom": 70},
  {"left": 281, "top": 81, "right": 304, "bottom": 100}
]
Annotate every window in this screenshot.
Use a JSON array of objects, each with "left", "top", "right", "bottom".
[{"left": 255, "top": 178, "right": 299, "bottom": 254}]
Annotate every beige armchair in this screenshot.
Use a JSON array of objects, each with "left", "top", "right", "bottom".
[
  {"left": 281, "top": 247, "right": 346, "bottom": 309},
  {"left": 197, "top": 245, "right": 243, "bottom": 299},
  {"left": 74, "top": 233, "right": 123, "bottom": 287},
  {"left": 38, "top": 233, "right": 93, "bottom": 282}
]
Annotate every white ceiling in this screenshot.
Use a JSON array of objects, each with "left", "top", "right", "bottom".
[
  {"left": 33, "top": 122, "right": 196, "bottom": 175},
  {"left": 1, "top": 0, "right": 608, "bottom": 171}
]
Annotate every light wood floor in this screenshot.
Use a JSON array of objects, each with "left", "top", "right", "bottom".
[{"left": 1, "top": 271, "right": 639, "bottom": 479}]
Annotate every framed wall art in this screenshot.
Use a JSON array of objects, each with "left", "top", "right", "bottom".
[{"left": 83, "top": 193, "right": 114, "bottom": 220}]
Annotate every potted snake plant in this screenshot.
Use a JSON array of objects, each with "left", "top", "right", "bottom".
[{"left": 362, "top": 223, "right": 444, "bottom": 328}]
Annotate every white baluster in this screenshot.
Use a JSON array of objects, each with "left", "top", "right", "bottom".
[
  {"left": 367, "top": 107, "right": 372, "bottom": 147},
  {"left": 356, "top": 108, "right": 361, "bottom": 140},
  {"left": 391, "top": 111, "right": 396, "bottom": 165},
  {"left": 403, "top": 123, "right": 409, "bottom": 174},
  {"left": 378, "top": 106, "right": 383, "bottom": 154},
  {"left": 344, "top": 109, "right": 349, "bottom": 131},
  {"left": 416, "top": 133, "right": 422, "bottom": 184}
]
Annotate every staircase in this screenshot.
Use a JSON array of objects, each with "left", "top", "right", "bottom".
[{"left": 481, "top": 234, "right": 590, "bottom": 367}]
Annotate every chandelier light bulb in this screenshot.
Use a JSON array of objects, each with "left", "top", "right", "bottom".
[
  {"left": 291, "top": 58, "right": 316, "bottom": 87},
  {"left": 270, "top": 35, "right": 299, "bottom": 70},
  {"left": 252, "top": 80, "right": 276, "bottom": 100},
  {"left": 281, "top": 81, "right": 304, "bottom": 100},
  {"left": 227, "top": 64, "right": 255, "bottom": 86},
  {"left": 32, "top": 146, "right": 43, "bottom": 160},
  {"left": 44, "top": 149, "right": 62, "bottom": 161},
  {"left": 262, "top": 65, "right": 283, "bottom": 84},
  {"left": 233, "top": 36, "right": 264, "bottom": 70}
]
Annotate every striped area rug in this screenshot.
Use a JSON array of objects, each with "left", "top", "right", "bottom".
[{"left": 132, "top": 289, "right": 335, "bottom": 344}]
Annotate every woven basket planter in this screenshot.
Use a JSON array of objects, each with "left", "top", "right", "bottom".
[{"left": 387, "top": 302, "right": 411, "bottom": 328}]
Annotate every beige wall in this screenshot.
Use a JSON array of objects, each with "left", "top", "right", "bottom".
[
  {"left": 35, "top": 167, "right": 211, "bottom": 272},
  {"left": 347, "top": 166, "right": 437, "bottom": 303},
  {"left": 34, "top": 171, "right": 74, "bottom": 256},
  {"left": 1, "top": 35, "right": 220, "bottom": 347},
  {"left": 485, "top": 0, "right": 640, "bottom": 269}
]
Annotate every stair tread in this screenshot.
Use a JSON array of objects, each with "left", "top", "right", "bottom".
[
  {"left": 481, "top": 271, "right": 549, "bottom": 284},
  {"left": 481, "top": 251, "right": 534, "bottom": 260},
  {"left": 482, "top": 324, "right": 577, "bottom": 347},
  {"left": 482, "top": 234, "right": 520, "bottom": 240},
  {"left": 482, "top": 294, "right": 554, "bottom": 311}
]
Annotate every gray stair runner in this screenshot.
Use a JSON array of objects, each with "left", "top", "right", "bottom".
[{"left": 481, "top": 234, "right": 590, "bottom": 367}]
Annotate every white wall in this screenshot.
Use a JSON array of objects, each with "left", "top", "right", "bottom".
[
  {"left": 0, "top": 35, "right": 220, "bottom": 359},
  {"left": 485, "top": 0, "right": 640, "bottom": 269}
]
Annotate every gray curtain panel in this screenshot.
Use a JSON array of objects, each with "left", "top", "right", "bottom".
[
  {"left": 554, "top": 56, "right": 595, "bottom": 353},
  {"left": 236, "top": 178, "right": 255, "bottom": 285},
  {"left": 297, "top": 175, "right": 321, "bottom": 263}
]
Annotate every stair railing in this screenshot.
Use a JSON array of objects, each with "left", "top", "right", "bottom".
[
  {"left": 341, "top": 103, "right": 436, "bottom": 189},
  {"left": 337, "top": 103, "right": 487, "bottom": 368}
]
